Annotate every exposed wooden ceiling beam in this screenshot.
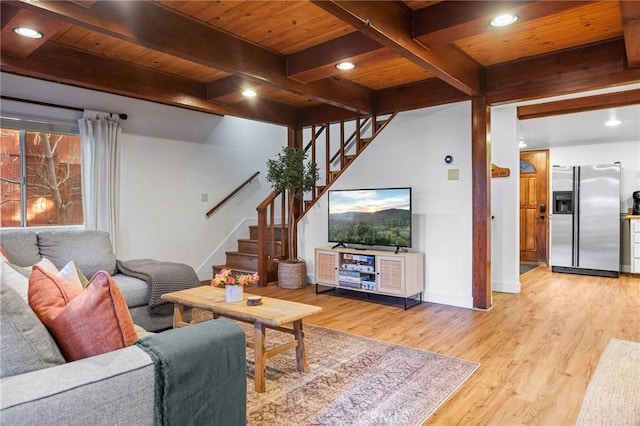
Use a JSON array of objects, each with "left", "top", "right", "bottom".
[
  {"left": 517, "top": 89, "right": 640, "bottom": 120},
  {"left": 0, "top": 43, "right": 300, "bottom": 126},
  {"left": 301, "top": 104, "right": 363, "bottom": 127},
  {"left": 0, "top": 2, "right": 20, "bottom": 27},
  {"left": 311, "top": 0, "right": 481, "bottom": 96},
  {"left": 301, "top": 78, "right": 470, "bottom": 126},
  {"left": 486, "top": 38, "right": 640, "bottom": 105},
  {"left": 206, "top": 76, "right": 245, "bottom": 102},
  {"left": 287, "top": 31, "right": 391, "bottom": 83},
  {"left": 377, "top": 78, "right": 469, "bottom": 115},
  {"left": 412, "top": 1, "right": 591, "bottom": 47},
  {"left": 620, "top": 0, "right": 640, "bottom": 68},
  {"left": 12, "top": 0, "right": 373, "bottom": 114},
  {"left": 206, "top": 77, "right": 287, "bottom": 105}
]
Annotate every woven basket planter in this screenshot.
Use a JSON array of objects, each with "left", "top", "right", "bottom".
[{"left": 277, "top": 261, "right": 307, "bottom": 289}]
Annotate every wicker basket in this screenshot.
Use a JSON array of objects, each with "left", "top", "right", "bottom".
[{"left": 277, "top": 261, "right": 307, "bottom": 289}]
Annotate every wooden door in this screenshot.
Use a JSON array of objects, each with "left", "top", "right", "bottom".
[{"left": 520, "top": 150, "right": 549, "bottom": 263}]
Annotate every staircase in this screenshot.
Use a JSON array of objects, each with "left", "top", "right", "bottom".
[
  {"left": 254, "top": 112, "right": 397, "bottom": 285},
  {"left": 212, "top": 224, "right": 285, "bottom": 283},
  {"left": 212, "top": 113, "right": 396, "bottom": 285}
]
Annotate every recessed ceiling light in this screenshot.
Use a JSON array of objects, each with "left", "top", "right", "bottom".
[
  {"left": 336, "top": 61, "right": 355, "bottom": 71},
  {"left": 605, "top": 118, "right": 621, "bottom": 127},
  {"left": 242, "top": 89, "right": 257, "bottom": 98},
  {"left": 13, "top": 27, "right": 44, "bottom": 39},
  {"left": 490, "top": 14, "right": 518, "bottom": 27},
  {"left": 518, "top": 139, "right": 527, "bottom": 148}
]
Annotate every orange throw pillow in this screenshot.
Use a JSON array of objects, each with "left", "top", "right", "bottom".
[{"left": 28, "top": 265, "right": 138, "bottom": 362}]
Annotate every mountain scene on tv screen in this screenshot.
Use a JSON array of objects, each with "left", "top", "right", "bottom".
[{"left": 329, "top": 208, "right": 411, "bottom": 247}]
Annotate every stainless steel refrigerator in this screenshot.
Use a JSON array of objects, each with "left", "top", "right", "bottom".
[{"left": 550, "top": 163, "right": 620, "bottom": 277}]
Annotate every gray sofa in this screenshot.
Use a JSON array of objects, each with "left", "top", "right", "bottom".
[
  {"left": 0, "top": 229, "right": 194, "bottom": 331},
  {"left": 0, "top": 298, "right": 247, "bottom": 425},
  {"left": 0, "top": 229, "right": 248, "bottom": 425}
]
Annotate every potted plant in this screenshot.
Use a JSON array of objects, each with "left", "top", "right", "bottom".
[{"left": 266, "top": 146, "right": 319, "bottom": 289}]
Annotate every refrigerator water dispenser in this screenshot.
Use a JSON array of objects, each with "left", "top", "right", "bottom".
[{"left": 553, "top": 191, "right": 573, "bottom": 214}]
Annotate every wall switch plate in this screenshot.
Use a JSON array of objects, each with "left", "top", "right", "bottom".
[
  {"left": 448, "top": 169, "right": 459, "bottom": 180},
  {"left": 201, "top": 193, "right": 208, "bottom": 202}
]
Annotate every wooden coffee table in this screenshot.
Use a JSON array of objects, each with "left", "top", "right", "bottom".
[{"left": 161, "top": 286, "right": 322, "bottom": 393}]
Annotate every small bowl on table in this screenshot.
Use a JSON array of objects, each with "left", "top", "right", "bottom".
[{"left": 247, "top": 295, "right": 262, "bottom": 306}]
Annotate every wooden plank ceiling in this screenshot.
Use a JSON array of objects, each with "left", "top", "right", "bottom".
[{"left": 1, "top": 0, "right": 639, "bottom": 126}]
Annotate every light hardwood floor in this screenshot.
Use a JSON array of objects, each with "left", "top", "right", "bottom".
[{"left": 245, "top": 266, "right": 640, "bottom": 425}]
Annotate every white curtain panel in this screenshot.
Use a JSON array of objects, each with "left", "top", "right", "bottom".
[{"left": 78, "top": 110, "right": 121, "bottom": 254}]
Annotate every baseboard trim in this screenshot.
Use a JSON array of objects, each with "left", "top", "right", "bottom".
[
  {"left": 492, "top": 280, "right": 521, "bottom": 293},
  {"left": 424, "top": 292, "right": 474, "bottom": 309}
]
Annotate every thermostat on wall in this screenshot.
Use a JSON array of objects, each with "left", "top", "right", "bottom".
[{"left": 444, "top": 155, "right": 454, "bottom": 164}]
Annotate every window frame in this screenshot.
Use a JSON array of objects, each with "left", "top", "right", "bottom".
[{"left": 1, "top": 112, "right": 84, "bottom": 229}]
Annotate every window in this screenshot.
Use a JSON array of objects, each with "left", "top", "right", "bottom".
[
  {"left": 520, "top": 160, "right": 536, "bottom": 173},
  {"left": 1, "top": 114, "right": 83, "bottom": 227}
]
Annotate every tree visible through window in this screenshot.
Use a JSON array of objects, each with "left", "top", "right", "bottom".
[{"left": 0, "top": 127, "right": 83, "bottom": 227}]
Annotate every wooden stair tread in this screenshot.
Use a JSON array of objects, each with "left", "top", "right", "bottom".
[
  {"left": 226, "top": 251, "right": 257, "bottom": 257},
  {"left": 237, "top": 238, "right": 281, "bottom": 244}
]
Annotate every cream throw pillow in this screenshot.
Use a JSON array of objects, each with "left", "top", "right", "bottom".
[
  {"left": 1, "top": 259, "right": 83, "bottom": 301},
  {"left": 1, "top": 258, "right": 59, "bottom": 301}
]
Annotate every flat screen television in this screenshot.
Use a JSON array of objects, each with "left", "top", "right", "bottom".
[{"left": 328, "top": 187, "right": 412, "bottom": 249}]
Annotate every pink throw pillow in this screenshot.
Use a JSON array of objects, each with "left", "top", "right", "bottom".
[{"left": 28, "top": 265, "right": 137, "bottom": 361}]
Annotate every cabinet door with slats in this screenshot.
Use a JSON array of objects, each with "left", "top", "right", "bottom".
[
  {"left": 376, "top": 256, "right": 404, "bottom": 296},
  {"left": 316, "top": 250, "right": 339, "bottom": 285}
]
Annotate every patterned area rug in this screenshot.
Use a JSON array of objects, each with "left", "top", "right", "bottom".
[
  {"left": 576, "top": 339, "right": 640, "bottom": 425},
  {"left": 243, "top": 323, "right": 479, "bottom": 425},
  {"left": 189, "top": 305, "right": 478, "bottom": 426}
]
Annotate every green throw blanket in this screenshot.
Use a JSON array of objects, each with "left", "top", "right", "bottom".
[{"left": 135, "top": 319, "right": 247, "bottom": 426}]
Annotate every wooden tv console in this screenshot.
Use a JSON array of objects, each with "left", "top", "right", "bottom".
[{"left": 314, "top": 246, "right": 425, "bottom": 309}]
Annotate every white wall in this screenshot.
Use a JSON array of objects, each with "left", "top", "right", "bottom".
[
  {"left": 299, "top": 102, "right": 475, "bottom": 309},
  {"left": 118, "top": 116, "right": 285, "bottom": 279},
  {"left": 490, "top": 105, "right": 521, "bottom": 293}
]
